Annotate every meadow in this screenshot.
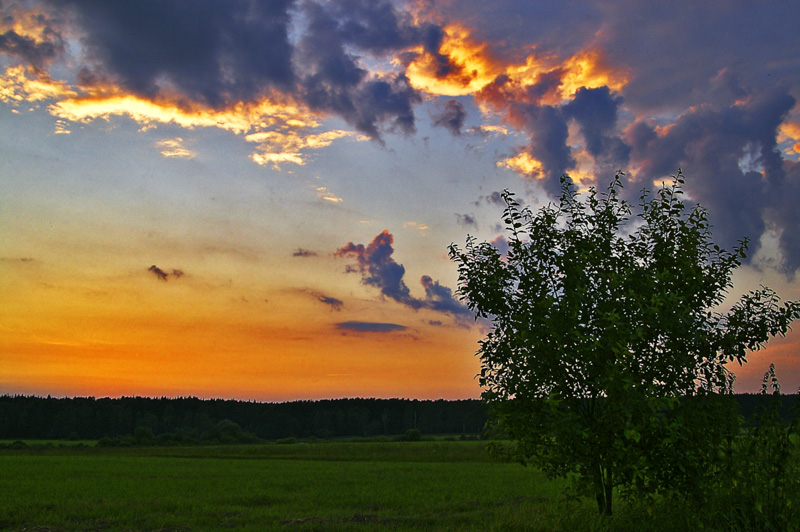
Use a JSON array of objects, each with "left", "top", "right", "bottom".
[{"left": 0, "top": 439, "right": 723, "bottom": 532}]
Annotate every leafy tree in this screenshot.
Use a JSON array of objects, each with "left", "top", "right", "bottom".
[{"left": 449, "top": 172, "right": 800, "bottom": 515}]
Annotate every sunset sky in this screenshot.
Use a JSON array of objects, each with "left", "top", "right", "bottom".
[{"left": 2, "top": 0, "right": 800, "bottom": 401}]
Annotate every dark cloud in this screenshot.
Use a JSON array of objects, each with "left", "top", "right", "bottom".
[
  {"left": 336, "top": 230, "right": 473, "bottom": 319},
  {"left": 421, "top": 1, "right": 602, "bottom": 62},
  {"left": 455, "top": 212, "right": 478, "bottom": 229},
  {"left": 295, "top": 0, "right": 425, "bottom": 140},
  {"left": 435, "top": 1, "right": 800, "bottom": 114},
  {"left": 293, "top": 248, "right": 318, "bottom": 257},
  {"left": 773, "top": 161, "right": 800, "bottom": 274},
  {"left": 563, "top": 87, "right": 630, "bottom": 166},
  {"left": 593, "top": 2, "right": 800, "bottom": 113},
  {"left": 314, "top": 292, "right": 344, "bottom": 311},
  {"left": 336, "top": 321, "right": 406, "bottom": 333},
  {"left": 48, "top": 0, "right": 295, "bottom": 108},
  {"left": 518, "top": 104, "right": 575, "bottom": 193},
  {"left": 431, "top": 99, "right": 466, "bottom": 135},
  {"left": 0, "top": 29, "right": 63, "bottom": 68},
  {"left": 147, "top": 265, "right": 183, "bottom": 281},
  {"left": 148, "top": 264, "right": 168, "bottom": 281},
  {"left": 21, "top": 0, "right": 449, "bottom": 141},
  {"left": 476, "top": 74, "right": 576, "bottom": 193},
  {"left": 419, "top": 275, "right": 471, "bottom": 317},
  {"left": 627, "top": 87, "right": 797, "bottom": 263},
  {"left": 475, "top": 191, "right": 505, "bottom": 207},
  {"left": 335, "top": 230, "right": 421, "bottom": 309}
]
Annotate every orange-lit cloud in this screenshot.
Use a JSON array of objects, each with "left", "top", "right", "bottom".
[
  {"left": 1, "top": 7, "right": 45, "bottom": 40},
  {"left": 247, "top": 129, "right": 367, "bottom": 169},
  {"left": 0, "top": 65, "right": 76, "bottom": 103},
  {"left": 779, "top": 121, "right": 800, "bottom": 157},
  {"left": 403, "top": 21, "right": 628, "bottom": 105},
  {"left": 0, "top": 63, "right": 364, "bottom": 168},
  {"left": 155, "top": 137, "right": 195, "bottom": 159},
  {"left": 314, "top": 185, "right": 344, "bottom": 203},
  {"left": 403, "top": 23, "right": 504, "bottom": 96},
  {"left": 50, "top": 94, "right": 309, "bottom": 135},
  {"left": 497, "top": 151, "right": 544, "bottom": 177}
]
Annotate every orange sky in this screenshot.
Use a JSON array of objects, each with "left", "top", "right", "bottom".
[{"left": 2, "top": 0, "right": 800, "bottom": 400}]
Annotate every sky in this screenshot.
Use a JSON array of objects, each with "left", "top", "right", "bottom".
[{"left": 2, "top": 0, "right": 800, "bottom": 401}]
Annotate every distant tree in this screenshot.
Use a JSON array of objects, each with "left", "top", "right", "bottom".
[{"left": 449, "top": 172, "right": 800, "bottom": 515}]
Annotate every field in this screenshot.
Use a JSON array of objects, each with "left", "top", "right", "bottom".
[{"left": 1, "top": 441, "right": 699, "bottom": 532}]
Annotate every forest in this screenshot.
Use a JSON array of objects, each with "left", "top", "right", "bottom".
[
  {"left": 0, "top": 395, "right": 489, "bottom": 441},
  {"left": 1, "top": 394, "right": 795, "bottom": 442}
]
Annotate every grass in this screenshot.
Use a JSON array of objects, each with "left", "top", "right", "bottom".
[
  {"left": 1, "top": 441, "right": 584, "bottom": 531},
  {"left": 0, "top": 440, "right": 733, "bottom": 531}
]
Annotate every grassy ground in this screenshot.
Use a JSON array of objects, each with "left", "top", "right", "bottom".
[{"left": 0, "top": 441, "right": 704, "bottom": 532}]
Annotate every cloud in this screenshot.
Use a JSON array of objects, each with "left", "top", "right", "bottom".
[
  {"left": 293, "top": 248, "right": 318, "bottom": 258},
  {"left": 431, "top": 98, "right": 466, "bottom": 135},
  {"left": 155, "top": 137, "right": 195, "bottom": 159},
  {"left": 147, "top": 265, "right": 183, "bottom": 282},
  {"left": 419, "top": 275, "right": 471, "bottom": 317},
  {"left": 313, "top": 185, "right": 343, "bottom": 203},
  {"left": 455, "top": 212, "right": 478, "bottom": 229},
  {"left": 4, "top": 0, "right": 800, "bottom": 274},
  {"left": 148, "top": 265, "right": 168, "bottom": 281},
  {"left": 0, "top": 5, "right": 64, "bottom": 68},
  {"left": 475, "top": 191, "right": 505, "bottom": 207},
  {"left": 51, "top": 0, "right": 295, "bottom": 108},
  {"left": 246, "top": 129, "right": 366, "bottom": 169},
  {"left": 335, "top": 230, "right": 421, "bottom": 309},
  {"left": 489, "top": 235, "right": 509, "bottom": 256},
  {"left": 336, "top": 321, "right": 407, "bottom": 333},
  {"left": 563, "top": 86, "right": 630, "bottom": 167},
  {"left": 313, "top": 292, "right": 344, "bottom": 311},
  {"left": 0, "top": 65, "right": 76, "bottom": 103},
  {"left": 627, "top": 86, "right": 797, "bottom": 264},
  {"left": 335, "top": 230, "right": 472, "bottom": 318}
]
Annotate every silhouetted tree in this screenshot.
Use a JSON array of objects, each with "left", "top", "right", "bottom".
[{"left": 449, "top": 172, "right": 800, "bottom": 515}]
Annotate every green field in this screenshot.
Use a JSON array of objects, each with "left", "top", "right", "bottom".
[{"left": 0, "top": 441, "right": 702, "bottom": 532}]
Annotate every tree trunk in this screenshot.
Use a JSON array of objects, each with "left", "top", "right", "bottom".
[{"left": 595, "top": 463, "right": 613, "bottom": 516}]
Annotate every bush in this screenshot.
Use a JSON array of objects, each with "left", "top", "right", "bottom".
[{"left": 403, "top": 429, "right": 421, "bottom": 442}]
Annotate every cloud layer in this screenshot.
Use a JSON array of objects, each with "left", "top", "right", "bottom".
[{"left": 3, "top": 0, "right": 800, "bottom": 270}]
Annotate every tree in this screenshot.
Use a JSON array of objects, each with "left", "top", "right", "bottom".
[{"left": 448, "top": 172, "right": 800, "bottom": 515}]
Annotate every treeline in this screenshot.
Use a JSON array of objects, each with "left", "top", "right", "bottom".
[
  {"left": 0, "top": 395, "right": 488, "bottom": 441},
  {"left": 1, "top": 394, "right": 795, "bottom": 442}
]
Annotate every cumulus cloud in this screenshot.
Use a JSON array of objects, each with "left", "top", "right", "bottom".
[
  {"left": 336, "top": 321, "right": 407, "bottom": 333},
  {"left": 52, "top": 0, "right": 295, "bottom": 108},
  {"left": 563, "top": 86, "right": 630, "bottom": 166},
  {"left": 336, "top": 230, "right": 472, "bottom": 319},
  {"left": 627, "top": 87, "right": 797, "bottom": 263},
  {"left": 335, "top": 230, "right": 421, "bottom": 309}
]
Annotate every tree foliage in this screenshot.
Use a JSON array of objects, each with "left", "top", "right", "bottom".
[{"left": 449, "top": 172, "right": 800, "bottom": 515}]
